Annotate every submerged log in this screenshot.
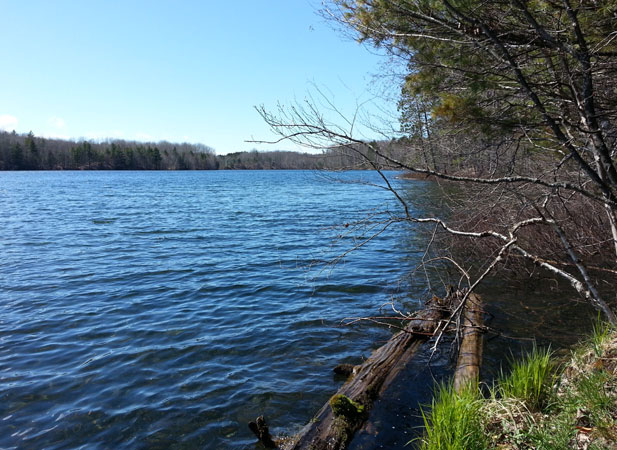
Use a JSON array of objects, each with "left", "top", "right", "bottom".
[
  {"left": 280, "top": 295, "right": 452, "bottom": 450},
  {"left": 453, "top": 293, "right": 484, "bottom": 393},
  {"left": 248, "top": 415, "right": 277, "bottom": 448},
  {"left": 333, "top": 363, "right": 356, "bottom": 377}
]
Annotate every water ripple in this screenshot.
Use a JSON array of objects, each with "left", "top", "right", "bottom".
[{"left": 0, "top": 170, "right": 429, "bottom": 449}]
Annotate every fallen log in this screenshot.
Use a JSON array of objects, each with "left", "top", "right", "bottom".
[
  {"left": 453, "top": 293, "right": 484, "bottom": 393},
  {"left": 277, "top": 294, "right": 453, "bottom": 450}
]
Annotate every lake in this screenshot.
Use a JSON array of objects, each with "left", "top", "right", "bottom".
[
  {"left": 1, "top": 170, "right": 442, "bottom": 449},
  {"left": 0, "top": 170, "right": 600, "bottom": 449}
]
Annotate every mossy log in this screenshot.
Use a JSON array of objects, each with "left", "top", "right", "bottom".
[
  {"left": 280, "top": 295, "right": 452, "bottom": 450},
  {"left": 453, "top": 293, "right": 484, "bottom": 393}
]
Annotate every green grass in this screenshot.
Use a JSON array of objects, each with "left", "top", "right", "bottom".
[
  {"left": 524, "top": 369, "right": 617, "bottom": 447},
  {"left": 416, "top": 327, "right": 617, "bottom": 449},
  {"left": 526, "top": 412, "right": 577, "bottom": 450},
  {"left": 590, "top": 316, "right": 614, "bottom": 357},
  {"left": 418, "top": 383, "right": 487, "bottom": 450},
  {"left": 574, "top": 371, "right": 614, "bottom": 427},
  {"left": 497, "top": 345, "right": 555, "bottom": 410}
]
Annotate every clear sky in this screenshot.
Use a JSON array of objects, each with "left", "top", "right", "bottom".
[{"left": 0, "top": 0, "right": 395, "bottom": 154}]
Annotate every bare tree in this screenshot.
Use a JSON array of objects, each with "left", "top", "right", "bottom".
[
  {"left": 324, "top": 0, "right": 617, "bottom": 250},
  {"left": 254, "top": 77, "right": 617, "bottom": 323}
]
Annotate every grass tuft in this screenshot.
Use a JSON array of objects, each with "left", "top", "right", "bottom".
[
  {"left": 418, "top": 383, "right": 487, "bottom": 450},
  {"left": 498, "top": 345, "right": 555, "bottom": 410},
  {"left": 591, "top": 316, "right": 614, "bottom": 357},
  {"left": 417, "top": 326, "right": 617, "bottom": 449}
]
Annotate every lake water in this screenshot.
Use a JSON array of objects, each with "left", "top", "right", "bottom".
[
  {"left": 0, "top": 170, "right": 601, "bottom": 449},
  {"left": 1, "top": 170, "right": 442, "bottom": 449}
]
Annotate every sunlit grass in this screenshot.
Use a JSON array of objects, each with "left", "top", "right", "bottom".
[
  {"left": 418, "top": 383, "right": 487, "bottom": 450},
  {"left": 497, "top": 346, "right": 555, "bottom": 410},
  {"left": 417, "top": 325, "right": 617, "bottom": 449},
  {"left": 590, "top": 316, "right": 614, "bottom": 357}
]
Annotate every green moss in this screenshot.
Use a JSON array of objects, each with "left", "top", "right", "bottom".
[{"left": 329, "top": 394, "right": 365, "bottom": 421}]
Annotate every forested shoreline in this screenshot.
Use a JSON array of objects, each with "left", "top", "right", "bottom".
[
  {"left": 0, "top": 130, "right": 402, "bottom": 171},
  {"left": 3, "top": 1, "right": 616, "bottom": 321}
]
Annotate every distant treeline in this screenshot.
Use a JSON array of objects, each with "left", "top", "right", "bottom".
[
  {"left": 0, "top": 130, "right": 405, "bottom": 171},
  {"left": 0, "top": 131, "right": 218, "bottom": 170}
]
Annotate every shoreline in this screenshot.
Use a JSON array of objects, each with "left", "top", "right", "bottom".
[{"left": 419, "top": 323, "right": 617, "bottom": 449}]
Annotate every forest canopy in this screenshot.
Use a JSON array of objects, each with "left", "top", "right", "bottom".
[{"left": 0, "top": 130, "right": 396, "bottom": 171}]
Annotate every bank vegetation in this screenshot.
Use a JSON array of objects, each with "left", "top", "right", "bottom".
[{"left": 419, "top": 322, "right": 617, "bottom": 449}]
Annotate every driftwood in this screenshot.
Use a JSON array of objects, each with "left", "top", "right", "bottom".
[
  {"left": 453, "top": 293, "right": 484, "bottom": 393},
  {"left": 249, "top": 290, "right": 486, "bottom": 449},
  {"left": 278, "top": 295, "right": 452, "bottom": 450}
]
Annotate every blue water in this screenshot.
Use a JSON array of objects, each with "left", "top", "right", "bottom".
[{"left": 0, "top": 170, "right": 438, "bottom": 449}]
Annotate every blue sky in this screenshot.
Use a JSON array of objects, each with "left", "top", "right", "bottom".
[{"left": 0, "top": 1, "right": 396, "bottom": 154}]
